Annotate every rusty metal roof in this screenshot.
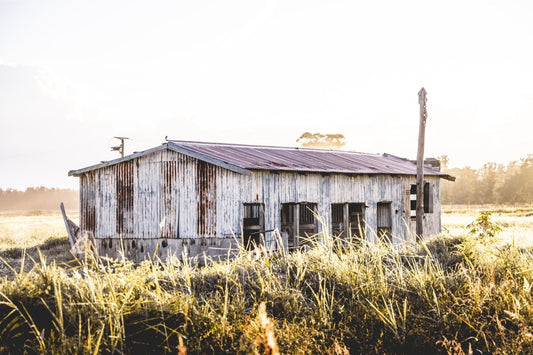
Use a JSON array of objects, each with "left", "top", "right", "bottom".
[
  {"left": 168, "top": 140, "right": 454, "bottom": 180},
  {"left": 69, "top": 140, "right": 454, "bottom": 180}
]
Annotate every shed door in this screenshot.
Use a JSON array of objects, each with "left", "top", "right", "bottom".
[
  {"left": 376, "top": 202, "right": 392, "bottom": 241},
  {"left": 331, "top": 204, "right": 344, "bottom": 237},
  {"left": 281, "top": 203, "right": 297, "bottom": 250},
  {"left": 348, "top": 203, "right": 365, "bottom": 239}
]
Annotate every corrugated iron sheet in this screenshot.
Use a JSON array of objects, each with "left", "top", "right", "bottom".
[
  {"left": 115, "top": 161, "right": 134, "bottom": 235},
  {"left": 196, "top": 160, "right": 217, "bottom": 236},
  {"left": 69, "top": 140, "right": 454, "bottom": 181},
  {"left": 168, "top": 140, "right": 452, "bottom": 179}
]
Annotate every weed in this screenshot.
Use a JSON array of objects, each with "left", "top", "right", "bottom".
[{"left": 467, "top": 212, "right": 502, "bottom": 238}]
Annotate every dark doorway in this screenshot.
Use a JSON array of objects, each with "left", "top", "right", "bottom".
[
  {"left": 331, "top": 203, "right": 344, "bottom": 237},
  {"left": 243, "top": 203, "right": 264, "bottom": 249}
]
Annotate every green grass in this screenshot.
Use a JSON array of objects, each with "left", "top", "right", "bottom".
[{"left": 0, "top": 214, "right": 533, "bottom": 354}]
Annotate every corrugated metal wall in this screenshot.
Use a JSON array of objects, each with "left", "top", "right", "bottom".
[
  {"left": 78, "top": 149, "right": 442, "bottom": 244},
  {"left": 80, "top": 173, "right": 96, "bottom": 237},
  {"left": 197, "top": 161, "right": 216, "bottom": 237},
  {"left": 218, "top": 169, "right": 442, "bottom": 244},
  {"left": 115, "top": 161, "right": 134, "bottom": 235}
]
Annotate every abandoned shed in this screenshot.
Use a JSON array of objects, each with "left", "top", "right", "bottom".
[{"left": 65, "top": 140, "right": 454, "bottom": 261}]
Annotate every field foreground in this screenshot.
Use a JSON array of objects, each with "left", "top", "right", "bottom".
[{"left": 0, "top": 207, "right": 532, "bottom": 353}]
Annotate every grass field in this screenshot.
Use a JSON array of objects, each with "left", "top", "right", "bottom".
[
  {"left": 0, "top": 210, "right": 78, "bottom": 277},
  {"left": 0, "top": 210, "right": 78, "bottom": 250},
  {"left": 0, "top": 206, "right": 532, "bottom": 353},
  {"left": 442, "top": 205, "right": 533, "bottom": 247}
]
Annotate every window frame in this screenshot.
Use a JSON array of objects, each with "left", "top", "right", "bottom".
[
  {"left": 242, "top": 203, "right": 265, "bottom": 249},
  {"left": 409, "top": 181, "right": 434, "bottom": 219}
]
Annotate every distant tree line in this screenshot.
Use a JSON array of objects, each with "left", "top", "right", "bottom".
[
  {"left": 0, "top": 187, "right": 79, "bottom": 211},
  {"left": 441, "top": 155, "right": 533, "bottom": 205}
]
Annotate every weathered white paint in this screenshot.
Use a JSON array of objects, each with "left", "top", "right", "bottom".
[{"left": 78, "top": 149, "right": 443, "bottom": 256}]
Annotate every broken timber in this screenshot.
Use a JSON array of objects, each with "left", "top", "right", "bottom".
[{"left": 60, "top": 202, "right": 80, "bottom": 248}]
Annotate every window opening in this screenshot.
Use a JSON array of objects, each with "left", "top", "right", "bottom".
[
  {"left": 243, "top": 203, "right": 264, "bottom": 250},
  {"left": 331, "top": 203, "right": 365, "bottom": 239},
  {"left": 410, "top": 182, "right": 433, "bottom": 219},
  {"left": 348, "top": 203, "right": 365, "bottom": 238},
  {"left": 424, "top": 182, "right": 433, "bottom": 213},
  {"left": 410, "top": 184, "right": 417, "bottom": 219},
  {"left": 281, "top": 202, "right": 317, "bottom": 250}
]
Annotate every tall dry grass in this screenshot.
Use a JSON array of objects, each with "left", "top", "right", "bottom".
[{"left": 0, "top": 211, "right": 532, "bottom": 354}]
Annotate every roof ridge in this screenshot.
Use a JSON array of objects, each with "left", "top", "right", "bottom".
[
  {"left": 168, "top": 139, "right": 374, "bottom": 155},
  {"left": 69, "top": 140, "right": 455, "bottom": 181}
]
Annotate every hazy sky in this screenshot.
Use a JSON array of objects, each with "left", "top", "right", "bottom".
[{"left": 1, "top": 0, "right": 532, "bottom": 189}]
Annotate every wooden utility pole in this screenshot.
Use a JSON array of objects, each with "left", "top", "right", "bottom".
[
  {"left": 111, "top": 136, "right": 129, "bottom": 158},
  {"left": 416, "top": 88, "right": 427, "bottom": 239}
]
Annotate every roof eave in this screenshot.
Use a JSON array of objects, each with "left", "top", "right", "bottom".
[
  {"left": 441, "top": 174, "right": 456, "bottom": 182},
  {"left": 69, "top": 143, "right": 252, "bottom": 176},
  {"left": 68, "top": 141, "right": 454, "bottom": 180},
  {"left": 68, "top": 145, "right": 168, "bottom": 176},
  {"left": 244, "top": 167, "right": 456, "bottom": 179}
]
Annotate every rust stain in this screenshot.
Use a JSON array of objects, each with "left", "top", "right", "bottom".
[
  {"left": 161, "top": 160, "right": 177, "bottom": 238},
  {"left": 116, "top": 161, "right": 134, "bottom": 235},
  {"left": 197, "top": 161, "right": 216, "bottom": 236},
  {"left": 81, "top": 173, "right": 96, "bottom": 235}
]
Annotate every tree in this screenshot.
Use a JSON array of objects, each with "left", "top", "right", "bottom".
[
  {"left": 0, "top": 187, "right": 79, "bottom": 211},
  {"left": 442, "top": 167, "right": 479, "bottom": 204},
  {"left": 478, "top": 162, "right": 499, "bottom": 204},
  {"left": 497, "top": 155, "right": 533, "bottom": 203},
  {"left": 440, "top": 154, "right": 533, "bottom": 205},
  {"left": 296, "top": 132, "right": 346, "bottom": 150}
]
